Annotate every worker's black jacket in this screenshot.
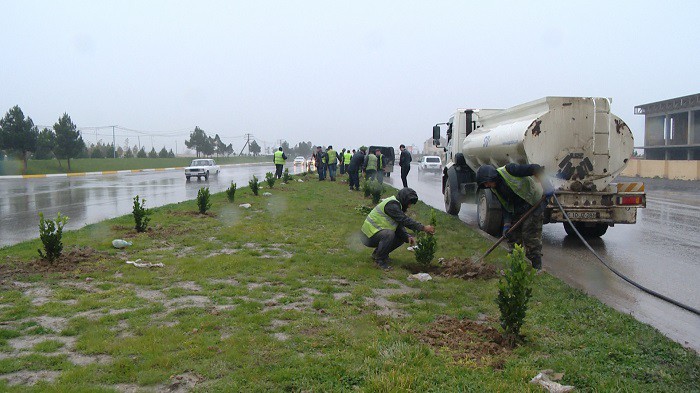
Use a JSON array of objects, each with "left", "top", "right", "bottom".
[
  {"left": 495, "top": 163, "right": 542, "bottom": 215},
  {"left": 381, "top": 188, "right": 425, "bottom": 242},
  {"left": 399, "top": 150, "right": 412, "bottom": 168},
  {"left": 347, "top": 151, "right": 365, "bottom": 172}
]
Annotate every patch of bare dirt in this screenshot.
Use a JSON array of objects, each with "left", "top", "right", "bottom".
[
  {"left": 0, "top": 247, "right": 111, "bottom": 279},
  {"left": 161, "top": 372, "right": 205, "bottom": 393},
  {"left": 413, "top": 315, "right": 511, "bottom": 368},
  {"left": 0, "top": 370, "right": 61, "bottom": 386},
  {"left": 405, "top": 258, "right": 499, "bottom": 280},
  {"left": 169, "top": 211, "right": 218, "bottom": 218}
]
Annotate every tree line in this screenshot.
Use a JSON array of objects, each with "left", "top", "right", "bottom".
[{"left": 0, "top": 106, "right": 178, "bottom": 174}]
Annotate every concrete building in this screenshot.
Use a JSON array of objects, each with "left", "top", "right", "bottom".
[
  {"left": 423, "top": 137, "right": 446, "bottom": 156},
  {"left": 634, "top": 93, "right": 700, "bottom": 160}
]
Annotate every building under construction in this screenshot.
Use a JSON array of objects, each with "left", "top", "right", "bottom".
[{"left": 635, "top": 93, "right": 700, "bottom": 160}]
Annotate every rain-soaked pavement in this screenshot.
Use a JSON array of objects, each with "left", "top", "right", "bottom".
[{"left": 1, "top": 163, "right": 698, "bottom": 351}]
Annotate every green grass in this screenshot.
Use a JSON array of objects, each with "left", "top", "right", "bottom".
[
  {"left": 0, "top": 172, "right": 697, "bottom": 392},
  {"left": 0, "top": 156, "right": 268, "bottom": 175}
]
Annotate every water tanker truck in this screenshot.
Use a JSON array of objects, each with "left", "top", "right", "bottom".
[{"left": 432, "top": 97, "right": 645, "bottom": 237}]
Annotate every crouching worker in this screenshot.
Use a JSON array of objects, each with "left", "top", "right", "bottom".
[{"left": 360, "top": 188, "right": 435, "bottom": 270}]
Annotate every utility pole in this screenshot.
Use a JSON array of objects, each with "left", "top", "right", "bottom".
[
  {"left": 112, "top": 126, "right": 116, "bottom": 158},
  {"left": 239, "top": 133, "right": 251, "bottom": 156},
  {"left": 138, "top": 136, "right": 141, "bottom": 152},
  {"left": 175, "top": 140, "right": 178, "bottom": 156}
]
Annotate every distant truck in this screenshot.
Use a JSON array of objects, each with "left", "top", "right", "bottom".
[
  {"left": 368, "top": 146, "right": 395, "bottom": 177},
  {"left": 433, "top": 97, "right": 645, "bottom": 237}
]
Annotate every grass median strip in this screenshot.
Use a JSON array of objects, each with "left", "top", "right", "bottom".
[{"left": 0, "top": 173, "right": 697, "bottom": 391}]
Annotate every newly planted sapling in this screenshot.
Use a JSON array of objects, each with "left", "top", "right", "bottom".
[
  {"left": 265, "top": 172, "right": 276, "bottom": 188},
  {"left": 38, "top": 212, "right": 69, "bottom": 262},
  {"left": 282, "top": 168, "right": 292, "bottom": 183},
  {"left": 226, "top": 182, "right": 237, "bottom": 202},
  {"left": 197, "top": 187, "right": 212, "bottom": 214},
  {"left": 414, "top": 209, "right": 437, "bottom": 266},
  {"left": 370, "top": 180, "right": 383, "bottom": 204},
  {"left": 362, "top": 179, "right": 371, "bottom": 198},
  {"left": 132, "top": 195, "right": 151, "bottom": 232},
  {"left": 497, "top": 244, "right": 535, "bottom": 346},
  {"left": 249, "top": 175, "right": 260, "bottom": 195}
]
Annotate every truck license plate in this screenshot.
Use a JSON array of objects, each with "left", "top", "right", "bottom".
[{"left": 568, "top": 211, "right": 598, "bottom": 219}]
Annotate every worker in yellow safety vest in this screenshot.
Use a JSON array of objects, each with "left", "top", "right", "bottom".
[
  {"left": 361, "top": 188, "right": 435, "bottom": 270},
  {"left": 343, "top": 149, "right": 352, "bottom": 175},
  {"left": 273, "top": 147, "right": 287, "bottom": 179},
  {"left": 326, "top": 146, "right": 338, "bottom": 181}
]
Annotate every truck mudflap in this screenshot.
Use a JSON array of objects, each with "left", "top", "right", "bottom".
[{"left": 546, "top": 182, "right": 646, "bottom": 225}]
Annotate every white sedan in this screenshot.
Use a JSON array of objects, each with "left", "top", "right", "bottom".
[
  {"left": 293, "top": 156, "right": 306, "bottom": 165},
  {"left": 185, "top": 159, "right": 220, "bottom": 181}
]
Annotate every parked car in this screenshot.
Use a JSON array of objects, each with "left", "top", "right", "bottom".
[
  {"left": 418, "top": 156, "right": 442, "bottom": 172},
  {"left": 185, "top": 159, "right": 220, "bottom": 181},
  {"left": 293, "top": 156, "right": 306, "bottom": 165}
]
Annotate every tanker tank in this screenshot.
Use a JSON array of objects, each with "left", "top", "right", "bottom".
[{"left": 461, "top": 97, "right": 634, "bottom": 192}]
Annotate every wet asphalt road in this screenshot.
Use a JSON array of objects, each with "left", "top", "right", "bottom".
[
  {"left": 1, "top": 163, "right": 698, "bottom": 351},
  {"left": 0, "top": 163, "right": 304, "bottom": 248},
  {"left": 385, "top": 168, "right": 700, "bottom": 352}
]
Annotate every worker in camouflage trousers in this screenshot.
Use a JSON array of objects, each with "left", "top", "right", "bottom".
[{"left": 476, "top": 163, "right": 553, "bottom": 270}]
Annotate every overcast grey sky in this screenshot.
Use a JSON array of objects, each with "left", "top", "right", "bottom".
[{"left": 2, "top": 0, "right": 698, "bottom": 154}]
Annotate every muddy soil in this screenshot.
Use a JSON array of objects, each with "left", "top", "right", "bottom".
[
  {"left": 404, "top": 258, "right": 500, "bottom": 280},
  {"left": 413, "top": 315, "right": 510, "bottom": 368},
  {"left": 0, "top": 246, "right": 110, "bottom": 279}
]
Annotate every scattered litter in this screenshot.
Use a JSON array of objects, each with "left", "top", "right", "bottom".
[
  {"left": 126, "top": 259, "right": 164, "bottom": 268},
  {"left": 530, "top": 370, "right": 574, "bottom": 393},
  {"left": 112, "top": 239, "right": 132, "bottom": 249},
  {"left": 239, "top": 203, "right": 251, "bottom": 209},
  {"left": 297, "top": 179, "right": 304, "bottom": 182},
  {"left": 407, "top": 245, "right": 419, "bottom": 251},
  {"left": 408, "top": 273, "right": 432, "bottom": 282},
  {"left": 263, "top": 192, "right": 272, "bottom": 196}
]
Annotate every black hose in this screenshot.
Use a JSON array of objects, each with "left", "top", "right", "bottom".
[{"left": 552, "top": 194, "right": 700, "bottom": 316}]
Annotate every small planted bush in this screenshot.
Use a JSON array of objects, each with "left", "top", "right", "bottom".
[
  {"left": 282, "top": 168, "right": 292, "bottom": 183},
  {"left": 362, "top": 179, "right": 371, "bottom": 198},
  {"left": 497, "top": 244, "right": 536, "bottom": 346},
  {"left": 197, "top": 187, "right": 212, "bottom": 214},
  {"left": 414, "top": 210, "right": 437, "bottom": 266},
  {"left": 249, "top": 175, "right": 260, "bottom": 196},
  {"left": 265, "top": 172, "right": 276, "bottom": 188},
  {"left": 370, "top": 180, "right": 383, "bottom": 204},
  {"left": 226, "top": 182, "right": 237, "bottom": 202},
  {"left": 132, "top": 195, "right": 151, "bottom": 232},
  {"left": 38, "top": 212, "right": 69, "bottom": 262}
]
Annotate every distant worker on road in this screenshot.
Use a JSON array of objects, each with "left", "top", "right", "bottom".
[
  {"left": 476, "top": 164, "right": 552, "bottom": 270},
  {"left": 326, "top": 145, "right": 338, "bottom": 181},
  {"left": 361, "top": 188, "right": 435, "bottom": 270},
  {"left": 273, "top": 147, "right": 287, "bottom": 179},
  {"left": 363, "top": 148, "right": 378, "bottom": 181},
  {"left": 342, "top": 148, "right": 352, "bottom": 175},
  {"left": 347, "top": 147, "right": 365, "bottom": 191},
  {"left": 313, "top": 146, "right": 327, "bottom": 181},
  {"left": 399, "top": 144, "right": 412, "bottom": 188},
  {"left": 375, "top": 149, "right": 386, "bottom": 185}
]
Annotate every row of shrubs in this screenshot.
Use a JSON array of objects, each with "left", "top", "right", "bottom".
[{"left": 35, "top": 166, "right": 533, "bottom": 344}]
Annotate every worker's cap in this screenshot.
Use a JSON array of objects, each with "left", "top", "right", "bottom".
[
  {"left": 475, "top": 165, "right": 498, "bottom": 188},
  {"left": 328, "top": 145, "right": 332, "bottom": 149}
]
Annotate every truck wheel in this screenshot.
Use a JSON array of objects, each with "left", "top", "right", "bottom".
[
  {"left": 477, "top": 189, "right": 503, "bottom": 237},
  {"left": 444, "top": 180, "right": 461, "bottom": 215},
  {"left": 563, "top": 222, "right": 608, "bottom": 237}
]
